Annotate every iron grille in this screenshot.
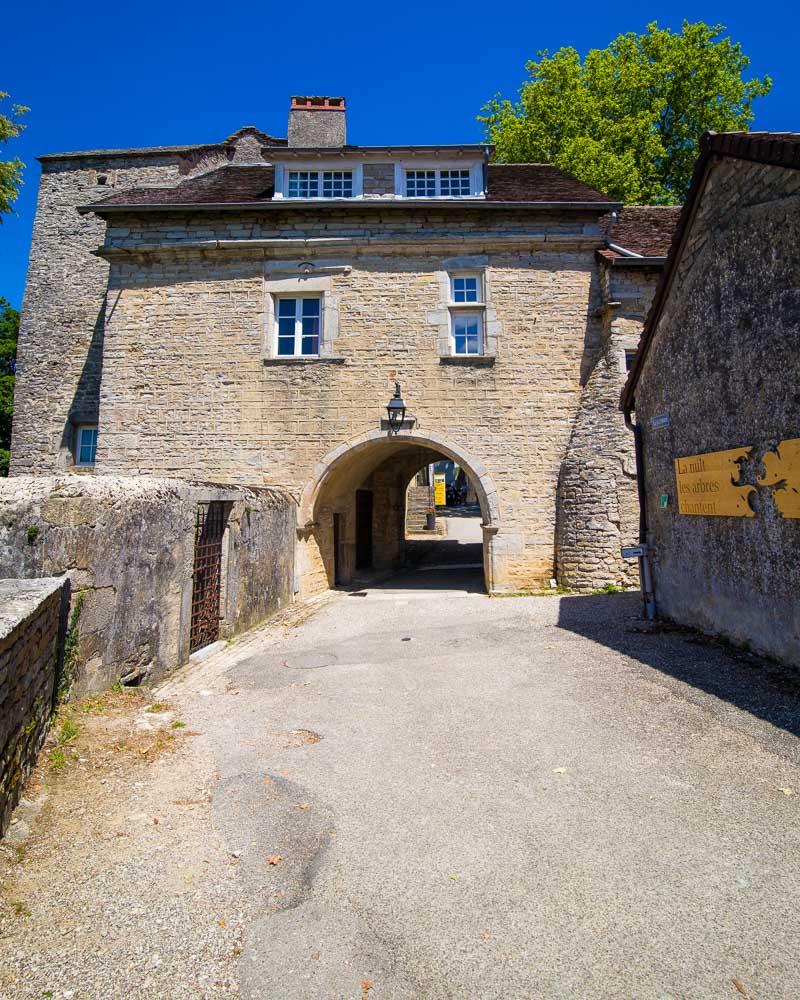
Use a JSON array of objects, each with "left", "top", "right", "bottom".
[{"left": 189, "top": 501, "right": 226, "bottom": 653}]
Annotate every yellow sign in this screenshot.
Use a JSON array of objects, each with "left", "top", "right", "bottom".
[
  {"left": 434, "top": 473, "right": 446, "bottom": 507},
  {"left": 759, "top": 438, "right": 800, "bottom": 518},
  {"left": 674, "top": 447, "right": 755, "bottom": 517}
]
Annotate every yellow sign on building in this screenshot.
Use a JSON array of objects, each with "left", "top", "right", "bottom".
[
  {"left": 434, "top": 473, "right": 447, "bottom": 507},
  {"left": 674, "top": 447, "right": 755, "bottom": 517},
  {"left": 759, "top": 438, "right": 800, "bottom": 518}
]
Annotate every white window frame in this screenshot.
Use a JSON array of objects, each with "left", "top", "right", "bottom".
[
  {"left": 395, "top": 161, "right": 485, "bottom": 199},
  {"left": 75, "top": 424, "right": 98, "bottom": 467},
  {"left": 448, "top": 272, "right": 485, "bottom": 356},
  {"left": 274, "top": 162, "right": 364, "bottom": 199},
  {"left": 274, "top": 294, "right": 324, "bottom": 358}
]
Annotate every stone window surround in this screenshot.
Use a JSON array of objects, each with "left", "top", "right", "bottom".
[
  {"left": 273, "top": 160, "right": 484, "bottom": 200},
  {"left": 393, "top": 161, "right": 485, "bottom": 199},
  {"left": 427, "top": 256, "right": 500, "bottom": 362},
  {"left": 262, "top": 264, "right": 348, "bottom": 363},
  {"left": 75, "top": 424, "right": 98, "bottom": 467},
  {"left": 274, "top": 161, "right": 364, "bottom": 199},
  {"left": 58, "top": 414, "right": 98, "bottom": 472}
]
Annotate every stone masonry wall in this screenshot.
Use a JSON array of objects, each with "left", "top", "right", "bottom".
[
  {"left": 0, "top": 577, "right": 68, "bottom": 837},
  {"left": 94, "top": 230, "right": 605, "bottom": 592},
  {"left": 406, "top": 484, "right": 434, "bottom": 533},
  {"left": 10, "top": 154, "right": 186, "bottom": 474},
  {"left": 635, "top": 158, "right": 800, "bottom": 665},
  {"left": 0, "top": 476, "right": 296, "bottom": 695},
  {"left": 556, "top": 263, "right": 661, "bottom": 589}
]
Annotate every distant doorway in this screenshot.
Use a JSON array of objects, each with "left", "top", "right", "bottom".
[
  {"left": 333, "top": 512, "right": 343, "bottom": 585},
  {"left": 355, "top": 489, "right": 373, "bottom": 570}
]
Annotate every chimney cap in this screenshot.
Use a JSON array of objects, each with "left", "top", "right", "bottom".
[{"left": 290, "top": 96, "right": 346, "bottom": 112}]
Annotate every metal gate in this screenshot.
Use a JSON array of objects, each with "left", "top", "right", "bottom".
[{"left": 189, "top": 501, "right": 226, "bottom": 653}]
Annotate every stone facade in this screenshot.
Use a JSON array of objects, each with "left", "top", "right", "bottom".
[
  {"left": 556, "top": 259, "right": 662, "bottom": 589},
  {"left": 0, "top": 476, "right": 296, "bottom": 693},
  {"left": 11, "top": 99, "right": 675, "bottom": 596},
  {"left": 0, "top": 577, "right": 69, "bottom": 837},
  {"left": 626, "top": 136, "right": 800, "bottom": 665}
]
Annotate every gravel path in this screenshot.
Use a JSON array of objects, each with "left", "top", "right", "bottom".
[{"left": 2, "top": 562, "right": 800, "bottom": 999}]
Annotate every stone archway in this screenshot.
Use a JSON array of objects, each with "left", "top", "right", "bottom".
[{"left": 297, "top": 429, "right": 501, "bottom": 595}]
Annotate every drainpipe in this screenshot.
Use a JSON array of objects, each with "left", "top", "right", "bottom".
[{"left": 624, "top": 406, "right": 657, "bottom": 620}]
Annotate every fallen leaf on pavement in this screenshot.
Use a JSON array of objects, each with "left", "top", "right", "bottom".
[
  {"left": 552, "top": 767, "right": 568, "bottom": 775},
  {"left": 267, "top": 855, "right": 283, "bottom": 866},
  {"left": 295, "top": 802, "right": 309, "bottom": 810},
  {"left": 361, "top": 980, "right": 373, "bottom": 995},
  {"left": 778, "top": 787, "right": 793, "bottom": 796},
  {"left": 731, "top": 979, "right": 750, "bottom": 997}
]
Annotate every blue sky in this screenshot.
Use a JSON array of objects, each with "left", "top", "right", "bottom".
[{"left": 2, "top": 0, "right": 798, "bottom": 308}]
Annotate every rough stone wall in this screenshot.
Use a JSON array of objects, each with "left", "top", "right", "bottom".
[
  {"left": 99, "top": 208, "right": 599, "bottom": 248},
  {"left": 0, "top": 476, "right": 296, "bottom": 694},
  {"left": 0, "top": 577, "right": 68, "bottom": 837},
  {"left": 10, "top": 154, "right": 184, "bottom": 474},
  {"left": 93, "top": 219, "right": 605, "bottom": 592},
  {"left": 406, "top": 484, "right": 434, "bottom": 533},
  {"left": 288, "top": 108, "right": 346, "bottom": 147},
  {"left": 635, "top": 158, "right": 800, "bottom": 665},
  {"left": 362, "top": 163, "right": 396, "bottom": 198},
  {"left": 556, "top": 263, "right": 661, "bottom": 589}
]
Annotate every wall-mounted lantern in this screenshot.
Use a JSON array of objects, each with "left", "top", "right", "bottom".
[{"left": 386, "top": 382, "right": 406, "bottom": 434}]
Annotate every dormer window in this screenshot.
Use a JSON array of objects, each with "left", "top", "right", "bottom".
[
  {"left": 286, "top": 169, "right": 354, "bottom": 198},
  {"left": 405, "top": 168, "right": 472, "bottom": 198}
]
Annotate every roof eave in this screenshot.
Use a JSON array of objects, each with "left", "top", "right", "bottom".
[{"left": 79, "top": 198, "right": 620, "bottom": 216}]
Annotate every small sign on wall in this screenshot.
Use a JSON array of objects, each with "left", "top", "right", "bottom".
[
  {"left": 434, "top": 473, "right": 447, "bottom": 507},
  {"left": 674, "top": 448, "right": 755, "bottom": 517}
]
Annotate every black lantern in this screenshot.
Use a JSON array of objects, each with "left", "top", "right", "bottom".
[{"left": 386, "top": 382, "right": 406, "bottom": 434}]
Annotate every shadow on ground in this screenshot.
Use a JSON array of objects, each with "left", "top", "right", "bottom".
[{"left": 557, "top": 591, "right": 800, "bottom": 741}]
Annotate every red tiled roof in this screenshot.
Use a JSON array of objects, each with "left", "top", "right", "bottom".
[
  {"left": 486, "top": 164, "right": 611, "bottom": 203},
  {"left": 85, "top": 160, "right": 615, "bottom": 213},
  {"left": 604, "top": 206, "right": 682, "bottom": 258},
  {"left": 92, "top": 164, "right": 275, "bottom": 207}
]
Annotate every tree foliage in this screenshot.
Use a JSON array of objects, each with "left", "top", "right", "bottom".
[
  {"left": 479, "top": 21, "right": 772, "bottom": 204},
  {"left": 0, "top": 297, "right": 19, "bottom": 476},
  {"left": 1, "top": 91, "right": 28, "bottom": 218}
]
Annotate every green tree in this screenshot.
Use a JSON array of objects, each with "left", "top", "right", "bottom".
[
  {"left": 479, "top": 21, "right": 772, "bottom": 204},
  {"left": 1, "top": 91, "right": 28, "bottom": 217},
  {"left": 0, "top": 297, "right": 19, "bottom": 476}
]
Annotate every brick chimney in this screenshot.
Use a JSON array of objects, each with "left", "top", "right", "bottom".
[{"left": 288, "top": 96, "right": 347, "bottom": 147}]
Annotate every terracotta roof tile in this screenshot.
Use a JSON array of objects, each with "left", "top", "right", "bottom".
[
  {"left": 92, "top": 164, "right": 275, "bottom": 207},
  {"left": 486, "top": 164, "right": 611, "bottom": 203},
  {"left": 88, "top": 160, "right": 615, "bottom": 211},
  {"left": 605, "top": 206, "right": 682, "bottom": 257}
]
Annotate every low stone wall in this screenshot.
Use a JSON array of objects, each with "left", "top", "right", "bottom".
[
  {"left": 0, "top": 476, "right": 296, "bottom": 695},
  {"left": 0, "top": 577, "right": 69, "bottom": 837}
]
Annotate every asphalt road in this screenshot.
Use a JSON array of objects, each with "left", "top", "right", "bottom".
[{"left": 170, "top": 533, "right": 800, "bottom": 999}]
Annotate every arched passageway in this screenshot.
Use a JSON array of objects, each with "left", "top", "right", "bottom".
[{"left": 297, "top": 430, "right": 501, "bottom": 596}]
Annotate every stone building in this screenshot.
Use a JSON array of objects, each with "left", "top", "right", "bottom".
[
  {"left": 622, "top": 132, "right": 800, "bottom": 665},
  {"left": 11, "top": 95, "right": 676, "bottom": 596}
]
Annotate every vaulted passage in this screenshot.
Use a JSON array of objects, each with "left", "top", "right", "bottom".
[{"left": 298, "top": 432, "right": 500, "bottom": 596}]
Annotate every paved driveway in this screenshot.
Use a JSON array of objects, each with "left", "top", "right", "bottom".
[{"left": 165, "top": 557, "right": 800, "bottom": 999}]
